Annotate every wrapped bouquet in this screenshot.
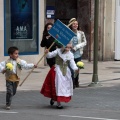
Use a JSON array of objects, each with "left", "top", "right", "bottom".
[
  {"left": 76, "top": 61, "right": 84, "bottom": 69},
  {"left": 74, "top": 61, "right": 84, "bottom": 78},
  {"left": 6, "top": 63, "right": 13, "bottom": 71}
]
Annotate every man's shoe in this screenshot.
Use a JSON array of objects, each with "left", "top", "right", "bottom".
[
  {"left": 50, "top": 99, "right": 54, "bottom": 106},
  {"left": 6, "top": 105, "right": 10, "bottom": 110}
]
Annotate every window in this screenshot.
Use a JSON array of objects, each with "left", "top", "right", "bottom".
[{"left": 4, "top": 0, "right": 39, "bottom": 55}]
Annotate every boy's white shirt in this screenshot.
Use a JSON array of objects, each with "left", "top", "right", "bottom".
[{"left": 0, "top": 58, "right": 34, "bottom": 73}]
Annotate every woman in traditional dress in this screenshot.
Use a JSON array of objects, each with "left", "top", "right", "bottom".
[{"left": 40, "top": 44, "right": 78, "bottom": 109}]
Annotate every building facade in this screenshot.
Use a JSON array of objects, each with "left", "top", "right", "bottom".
[
  {"left": 0, "top": 0, "right": 120, "bottom": 64},
  {"left": 46, "top": 0, "right": 119, "bottom": 61},
  {"left": 0, "top": 0, "right": 45, "bottom": 65}
]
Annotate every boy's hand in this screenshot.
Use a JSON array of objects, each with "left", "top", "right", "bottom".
[
  {"left": 34, "top": 65, "right": 37, "bottom": 68},
  {"left": 45, "top": 49, "right": 49, "bottom": 54},
  {"left": 2, "top": 69, "right": 6, "bottom": 74}
]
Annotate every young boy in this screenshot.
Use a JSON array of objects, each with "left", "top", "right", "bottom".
[
  {"left": 40, "top": 43, "right": 78, "bottom": 109},
  {"left": 0, "top": 46, "right": 37, "bottom": 110}
]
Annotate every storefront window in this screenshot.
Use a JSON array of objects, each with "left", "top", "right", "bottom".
[{"left": 4, "top": 0, "right": 39, "bottom": 55}]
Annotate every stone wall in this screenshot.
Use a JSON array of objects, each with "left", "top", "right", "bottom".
[{"left": 77, "top": 0, "right": 115, "bottom": 61}]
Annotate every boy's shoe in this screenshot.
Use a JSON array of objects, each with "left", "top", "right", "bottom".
[
  {"left": 6, "top": 105, "right": 10, "bottom": 110},
  {"left": 50, "top": 99, "right": 54, "bottom": 106}
]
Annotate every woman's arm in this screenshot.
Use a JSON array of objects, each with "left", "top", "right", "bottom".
[
  {"left": 73, "top": 31, "right": 87, "bottom": 51},
  {"left": 40, "top": 35, "right": 47, "bottom": 47},
  {"left": 69, "top": 54, "right": 78, "bottom": 71},
  {"left": 46, "top": 49, "right": 58, "bottom": 58}
]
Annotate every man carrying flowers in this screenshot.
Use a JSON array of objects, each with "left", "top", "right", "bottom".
[{"left": 0, "top": 46, "right": 37, "bottom": 110}]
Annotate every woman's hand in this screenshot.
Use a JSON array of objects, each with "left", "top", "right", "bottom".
[
  {"left": 74, "top": 69, "right": 79, "bottom": 78},
  {"left": 45, "top": 49, "right": 49, "bottom": 54},
  {"left": 69, "top": 44, "right": 75, "bottom": 52},
  {"left": 75, "top": 69, "right": 79, "bottom": 74},
  {"left": 71, "top": 48, "right": 75, "bottom": 52},
  {"left": 46, "top": 35, "right": 51, "bottom": 39}
]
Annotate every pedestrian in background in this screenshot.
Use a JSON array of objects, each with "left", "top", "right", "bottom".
[
  {"left": 40, "top": 23, "right": 62, "bottom": 68},
  {"left": 0, "top": 46, "right": 37, "bottom": 110},
  {"left": 40, "top": 43, "right": 78, "bottom": 109},
  {"left": 69, "top": 18, "right": 87, "bottom": 88}
]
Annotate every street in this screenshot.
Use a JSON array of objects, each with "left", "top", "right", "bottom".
[
  {"left": 0, "top": 86, "right": 120, "bottom": 120},
  {"left": 0, "top": 60, "right": 120, "bottom": 120},
  {"left": 0, "top": 0, "right": 120, "bottom": 119}
]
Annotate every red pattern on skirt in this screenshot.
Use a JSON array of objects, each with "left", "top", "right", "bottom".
[{"left": 40, "top": 66, "right": 71, "bottom": 102}]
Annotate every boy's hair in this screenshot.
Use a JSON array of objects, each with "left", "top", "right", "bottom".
[{"left": 8, "top": 46, "right": 19, "bottom": 55}]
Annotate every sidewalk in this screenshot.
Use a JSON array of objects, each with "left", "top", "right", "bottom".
[{"left": 0, "top": 60, "right": 120, "bottom": 91}]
